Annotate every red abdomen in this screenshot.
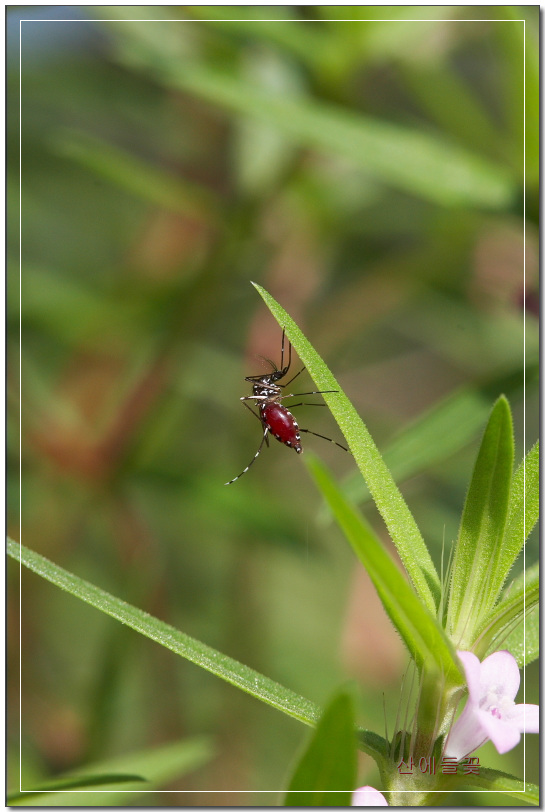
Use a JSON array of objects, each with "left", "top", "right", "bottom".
[{"left": 261, "top": 403, "right": 302, "bottom": 453}]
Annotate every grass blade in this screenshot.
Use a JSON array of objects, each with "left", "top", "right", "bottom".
[
  {"left": 306, "top": 455, "right": 461, "bottom": 683},
  {"left": 253, "top": 283, "right": 440, "bottom": 613},
  {"left": 8, "top": 538, "right": 386, "bottom": 762}
]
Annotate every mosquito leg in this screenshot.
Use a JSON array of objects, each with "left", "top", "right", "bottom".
[
  {"left": 288, "top": 403, "right": 326, "bottom": 408},
  {"left": 241, "top": 401, "right": 269, "bottom": 446},
  {"left": 280, "top": 366, "right": 305, "bottom": 388},
  {"left": 280, "top": 390, "right": 339, "bottom": 399},
  {"left": 225, "top": 428, "right": 270, "bottom": 485},
  {"left": 299, "top": 428, "right": 348, "bottom": 452},
  {"left": 242, "top": 400, "right": 262, "bottom": 421},
  {"left": 280, "top": 328, "right": 292, "bottom": 375}
]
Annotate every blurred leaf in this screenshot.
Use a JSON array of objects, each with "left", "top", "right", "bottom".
[
  {"left": 10, "top": 737, "right": 212, "bottom": 806},
  {"left": 393, "top": 291, "right": 537, "bottom": 374},
  {"left": 397, "top": 61, "right": 506, "bottom": 162},
  {"left": 101, "top": 18, "right": 516, "bottom": 208},
  {"left": 447, "top": 397, "right": 514, "bottom": 644},
  {"left": 306, "top": 455, "right": 462, "bottom": 684},
  {"left": 55, "top": 129, "right": 218, "bottom": 219},
  {"left": 19, "top": 264, "right": 142, "bottom": 344},
  {"left": 8, "top": 774, "right": 145, "bottom": 804},
  {"left": 185, "top": 8, "right": 328, "bottom": 69},
  {"left": 7, "top": 539, "right": 387, "bottom": 762},
  {"left": 166, "top": 66, "right": 514, "bottom": 209},
  {"left": 253, "top": 282, "right": 441, "bottom": 613},
  {"left": 233, "top": 48, "right": 302, "bottom": 194},
  {"left": 284, "top": 691, "right": 357, "bottom": 806},
  {"left": 496, "top": 7, "right": 539, "bottom": 185}
]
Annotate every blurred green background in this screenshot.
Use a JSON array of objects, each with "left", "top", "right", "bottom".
[{"left": 8, "top": 6, "right": 538, "bottom": 806}]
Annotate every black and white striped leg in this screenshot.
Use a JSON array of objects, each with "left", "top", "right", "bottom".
[
  {"left": 299, "top": 428, "right": 348, "bottom": 452},
  {"left": 225, "top": 427, "right": 270, "bottom": 485},
  {"left": 242, "top": 400, "right": 269, "bottom": 445}
]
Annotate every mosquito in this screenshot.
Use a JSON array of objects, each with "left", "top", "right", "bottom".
[{"left": 225, "top": 328, "right": 348, "bottom": 484}]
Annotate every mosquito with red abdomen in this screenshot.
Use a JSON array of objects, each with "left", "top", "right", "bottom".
[{"left": 225, "top": 328, "right": 348, "bottom": 485}]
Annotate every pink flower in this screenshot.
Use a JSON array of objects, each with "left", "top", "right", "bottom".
[
  {"left": 445, "top": 650, "right": 539, "bottom": 760},
  {"left": 352, "top": 786, "right": 388, "bottom": 806}
]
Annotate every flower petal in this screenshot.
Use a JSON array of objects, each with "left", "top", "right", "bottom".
[
  {"left": 352, "top": 786, "right": 388, "bottom": 806},
  {"left": 506, "top": 704, "right": 540, "bottom": 734},
  {"left": 444, "top": 702, "right": 487, "bottom": 760},
  {"left": 479, "top": 651, "right": 520, "bottom": 700},
  {"left": 457, "top": 650, "right": 482, "bottom": 698},
  {"left": 477, "top": 709, "right": 521, "bottom": 754}
]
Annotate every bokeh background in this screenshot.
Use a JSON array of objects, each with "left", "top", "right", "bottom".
[{"left": 8, "top": 6, "right": 538, "bottom": 806}]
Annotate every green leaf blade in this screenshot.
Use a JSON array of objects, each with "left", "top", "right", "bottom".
[
  {"left": 252, "top": 283, "right": 441, "bottom": 613},
  {"left": 473, "top": 563, "right": 539, "bottom": 665},
  {"left": 491, "top": 441, "right": 540, "bottom": 594},
  {"left": 284, "top": 691, "right": 357, "bottom": 806},
  {"left": 306, "top": 456, "right": 462, "bottom": 686},
  {"left": 447, "top": 396, "right": 514, "bottom": 645},
  {"left": 8, "top": 538, "right": 385, "bottom": 762},
  {"left": 9, "top": 539, "right": 318, "bottom": 726}
]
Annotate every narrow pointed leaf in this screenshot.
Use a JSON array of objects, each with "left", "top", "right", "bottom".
[
  {"left": 473, "top": 563, "right": 539, "bottom": 664},
  {"left": 8, "top": 539, "right": 386, "bottom": 762},
  {"left": 253, "top": 282, "right": 440, "bottom": 613},
  {"left": 284, "top": 692, "right": 357, "bottom": 806},
  {"left": 489, "top": 441, "right": 539, "bottom": 595},
  {"left": 447, "top": 397, "right": 514, "bottom": 643},
  {"left": 306, "top": 456, "right": 462, "bottom": 685}
]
